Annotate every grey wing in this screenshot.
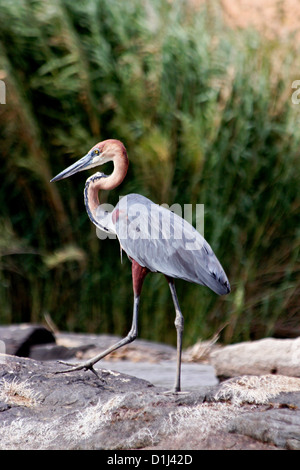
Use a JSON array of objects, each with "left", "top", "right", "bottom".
[{"left": 113, "top": 194, "right": 230, "bottom": 295}]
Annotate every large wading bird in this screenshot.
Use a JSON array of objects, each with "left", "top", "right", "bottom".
[{"left": 51, "top": 139, "right": 230, "bottom": 392}]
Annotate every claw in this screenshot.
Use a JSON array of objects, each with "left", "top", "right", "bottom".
[
  {"left": 55, "top": 360, "right": 102, "bottom": 380},
  {"left": 85, "top": 364, "right": 101, "bottom": 379},
  {"left": 56, "top": 360, "right": 77, "bottom": 367}
]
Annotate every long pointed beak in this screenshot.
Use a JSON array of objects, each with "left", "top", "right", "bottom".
[{"left": 50, "top": 153, "right": 91, "bottom": 182}]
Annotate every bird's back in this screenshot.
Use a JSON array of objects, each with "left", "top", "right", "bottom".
[{"left": 111, "top": 194, "right": 230, "bottom": 295}]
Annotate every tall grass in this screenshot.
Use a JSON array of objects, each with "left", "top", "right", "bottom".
[{"left": 0, "top": 0, "right": 299, "bottom": 345}]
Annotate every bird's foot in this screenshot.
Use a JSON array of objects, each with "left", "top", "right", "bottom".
[{"left": 55, "top": 360, "right": 101, "bottom": 379}]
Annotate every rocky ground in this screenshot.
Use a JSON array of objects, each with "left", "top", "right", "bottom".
[{"left": 1, "top": 324, "right": 300, "bottom": 450}]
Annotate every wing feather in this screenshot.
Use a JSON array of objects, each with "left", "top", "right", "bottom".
[{"left": 112, "top": 194, "right": 229, "bottom": 295}]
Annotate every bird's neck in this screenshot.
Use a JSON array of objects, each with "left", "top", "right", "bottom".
[{"left": 84, "top": 149, "right": 129, "bottom": 217}]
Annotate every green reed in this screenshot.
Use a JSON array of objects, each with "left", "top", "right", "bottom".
[{"left": 0, "top": 0, "right": 299, "bottom": 346}]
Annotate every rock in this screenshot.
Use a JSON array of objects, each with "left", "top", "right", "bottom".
[
  {"left": 93, "top": 359, "right": 218, "bottom": 390},
  {"left": 214, "top": 375, "right": 300, "bottom": 450},
  {"left": 53, "top": 332, "right": 218, "bottom": 390},
  {"left": 54, "top": 332, "right": 177, "bottom": 362},
  {"left": 0, "top": 355, "right": 300, "bottom": 450},
  {"left": 0, "top": 324, "right": 218, "bottom": 390},
  {"left": 1, "top": 325, "right": 300, "bottom": 449},
  {"left": 0, "top": 324, "right": 55, "bottom": 357},
  {"left": 0, "top": 324, "right": 177, "bottom": 362},
  {"left": 210, "top": 337, "right": 300, "bottom": 378},
  {"left": 229, "top": 408, "right": 300, "bottom": 449},
  {"left": 0, "top": 354, "right": 211, "bottom": 450}
]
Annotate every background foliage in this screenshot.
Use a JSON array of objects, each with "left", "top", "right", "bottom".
[{"left": 0, "top": 0, "right": 299, "bottom": 346}]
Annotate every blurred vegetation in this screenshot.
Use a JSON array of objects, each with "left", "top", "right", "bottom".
[{"left": 0, "top": 0, "right": 299, "bottom": 346}]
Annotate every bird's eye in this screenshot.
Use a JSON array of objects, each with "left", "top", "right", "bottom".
[{"left": 93, "top": 149, "right": 100, "bottom": 156}]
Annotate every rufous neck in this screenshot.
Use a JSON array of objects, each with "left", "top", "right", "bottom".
[
  {"left": 98, "top": 152, "right": 128, "bottom": 191},
  {"left": 84, "top": 151, "right": 129, "bottom": 216}
]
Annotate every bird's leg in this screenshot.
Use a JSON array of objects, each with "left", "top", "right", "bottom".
[
  {"left": 56, "top": 260, "right": 149, "bottom": 377},
  {"left": 166, "top": 277, "right": 184, "bottom": 393}
]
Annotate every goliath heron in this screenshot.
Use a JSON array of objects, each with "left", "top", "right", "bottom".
[{"left": 51, "top": 139, "right": 230, "bottom": 392}]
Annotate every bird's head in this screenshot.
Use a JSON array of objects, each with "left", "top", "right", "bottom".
[{"left": 50, "top": 139, "right": 127, "bottom": 182}]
